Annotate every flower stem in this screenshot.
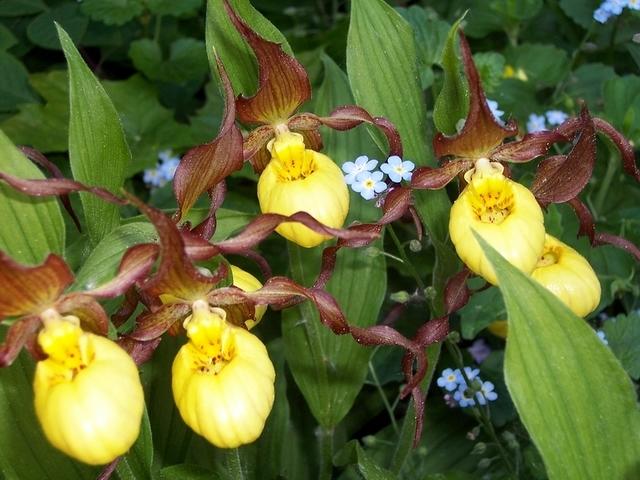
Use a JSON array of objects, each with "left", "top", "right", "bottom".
[
  {"left": 318, "top": 426, "right": 334, "bottom": 480},
  {"left": 594, "top": 151, "right": 618, "bottom": 219},
  {"left": 369, "top": 356, "right": 400, "bottom": 435},
  {"left": 445, "top": 339, "right": 518, "bottom": 478},
  {"left": 387, "top": 224, "right": 427, "bottom": 291}
]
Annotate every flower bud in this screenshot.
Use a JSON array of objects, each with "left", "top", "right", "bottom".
[
  {"left": 172, "top": 303, "right": 275, "bottom": 448},
  {"left": 33, "top": 313, "right": 144, "bottom": 465},
  {"left": 257, "top": 132, "right": 349, "bottom": 248},
  {"left": 230, "top": 265, "right": 266, "bottom": 329},
  {"left": 449, "top": 159, "right": 545, "bottom": 285},
  {"left": 488, "top": 320, "right": 508, "bottom": 338},
  {"left": 531, "top": 234, "right": 601, "bottom": 317}
]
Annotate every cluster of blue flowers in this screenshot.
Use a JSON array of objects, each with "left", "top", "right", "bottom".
[
  {"left": 143, "top": 150, "right": 181, "bottom": 188},
  {"left": 342, "top": 155, "right": 415, "bottom": 200},
  {"left": 594, "top": 0, "right": 639, "bottom": 23},
  {"left": 437, "top": 367, "right": 498, "bottom": 408},
  {"left": 526, "top": 110, "right": 569, "bottom": 133}
]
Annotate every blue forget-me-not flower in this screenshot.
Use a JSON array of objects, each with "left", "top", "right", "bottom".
[
  {"left": 342, "top": 155, "right": 378, "bottom": 185},
  {"left": 352, "top": 171, "right": 387, "bottom": 200},
  {"left": 380, "top": 156, "right": 415, "bottom": 183}
]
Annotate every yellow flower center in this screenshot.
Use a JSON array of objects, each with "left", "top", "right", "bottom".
[
  {"left": 465, "top": 160, "right": 515, "bottom": 225},
  {"left": 267, "top": 132, "right": 316, "bottom": 181},
  {"left": 184, "top": 301, "right": 236, "bottom": 375},
  {"left": 37, "top": 310, "right": 94, "bottom": 383},
  {"left": 536, "top": 244, "right": 562, "bottom": 267}
]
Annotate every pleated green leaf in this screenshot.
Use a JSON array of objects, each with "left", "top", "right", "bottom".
[
  {"left": 0, "top": 129, "right": 64, "bottom": 263},
  {"left": 115, "top": 408, "right": 154, "bottom": 480},
  {"left": 57, "top": 24, "right": 129, "bottom": 246},
  {"left": 433, "top": 17, "right": 468, "bottom": 135},
  {"left": 283, "top": 55, "right": 386, "bottom": 427},
  {"left": 477, "top": 232, "right": 640, "bottom": 479},
  {"left": 204, "top": 0, "right": 290, "bottom": 95},
  {"left": 346, "top": 0, "right": 456, "bottom": 312}
]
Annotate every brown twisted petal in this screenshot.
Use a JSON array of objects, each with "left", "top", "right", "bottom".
[
  {"left": 433, "top": 32, "right": 518, "bottom": 159},
  {"left": 532, "top": 107, "right": 596, "bottom": 204},
  {"left": 0, "top": 252, "right": 73, "bottom": 319},
  {"left": 224, "top": 0, "right": 310, "bottom": 125},
  {"left": 173, "top": 57, "right": 243, "bottom": 220}
]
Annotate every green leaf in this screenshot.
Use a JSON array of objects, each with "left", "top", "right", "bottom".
[
  {"left": 504, "top": 43, "right": 569, "bottom": 88},
  {"left": 433, "top": 17, "right": 468, "bottom": 135},
  {"left": 335, "top": 440, "right": 395, "bottom": 480},
  {"left": 81, "top": 0, "right": 145, "bottom": 26},
  {"left": 147, "top": 0, "right": 202, "bottom": 17},
  {"left": 473, "top": 51, "right": 505, "bottom": 94},
  {"left": 27, "top": 4, "right": 88, "bottom": 50},
  {"left": 115, "top": 408, "right": 154, "bottom": 480},
  {"left": 72, "top": 222, "right": 157, "bottom": 291},
  {"left": 159, "top": 464, "right": 214, "bottom": 480},
  {"left": 0, "top": 24, "right": 18, "bottom": 50},
  {"left": 104, "top": 75, "right": 219, "bottom": 175},
  {"left": 397, "top": 6, "right": 450, "bottom": 89},
  {"left": 565, "top": 63, "right": 616, "bottom": 109},
  {"left": 459, "top": 286, "right": 505, "bottom": 339},
  {"left": 559, "top": 0, "right": 601, "bottom": 28},
  {"left": 347, "top": 0, "right": 455, "bottom": 312},
  {"left": 602, "top": 312, "right": 640, "bottom": 380},
  {"left": 0, "top": 0, "right": 46, "bottom": 17},
  {"left": 129, "top": 38, "right": 209, "bottom": 84},
  {"left": 603, "top": 75, "right": 640, "bottom": 142},
  {"left": 0, "top": 353, "right": 97, "bottom": 479},
  {"left": 205, "top": 0, "right": 291, "bottom": 95},
  {"left": 282, "top": 55, "right": 386, "bottom": 427},
  {"left": 0, "top": 70, "right": 70, "bottom": 152},
  {"left": 477, "top": 232, "right": 640, "bottom": 480},
  {"left": 58, "top": 25, "right": 130, "bottom": 245},
  {"left": 0, "top": 52, "right": 37, "bottom": 112},
  {"left": 0, "top": 129, "right": 64, "bottom": 264}
]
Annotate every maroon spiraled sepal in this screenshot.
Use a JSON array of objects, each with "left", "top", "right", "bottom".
[
  {"left": 433, "top": 31, "right": 518, "bottom": 160},
  {"left": 223, "top": 0, "right": 311, "bottom": 125},
  {"left": 173, "top": 58, "right": 243, "bottom": 220},
  {"left": 532, "top": 106, "right": 596, "bottom": 204}
]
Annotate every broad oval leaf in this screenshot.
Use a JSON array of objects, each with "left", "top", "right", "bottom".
[
  {"left": 477, "top": 233, "right": 640, "bottom": 480},
  {"left": 57, "top": 25, "right": 130, "bottom": 246},
  {"left": 346, "top": 0, "right": 455, "bottom": 311},
  {"left": 0, "top": 129, "right": 64, "bottom": 264},
  {"left": 282, "top": 55, "right": 386, "bottom": 427}
]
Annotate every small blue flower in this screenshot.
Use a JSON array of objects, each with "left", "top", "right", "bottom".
[
  {"left": 437, "top": 368, "right": 461, "bottom": 392},
  {"left": 158, "top": 149, "right": 174, "bottom": 163},
  {"left": 143, "top": 168, "right": 164, "bottom": 188},
  {"left": 526, "top": 113, "right": 547, "bottom": 133},
  {"left": 454, "top": 386, "right": 477, "bottom": 408},
  {"left": 467, "top": 339, "right": 491, "bottom": 364},
  {"left": 159, "top": 157, "right": 180, "bottom": 181},
  {"left": 546, "top": 110, "right": 569, "bottom": 126},
  {"left": 594, "top": 6, "right": 611, "bottom": 22},
  {"left": 596, "top": 330, "right": 609, "bottom": 345},
  {"left": 628, "top": 0, "right": 640, "bottom": 11},
  {"left": 487, "top": 99, "right": 505, "bottom": 125},
  {"left": 602, "top": 0, "right": 625, "bottom": 15},
  {"left": 475, "top": 380, "right": 498, "bottom": 405},
  {"left": 352, "top": 171, "right": 387, "bottom": 200},
  {"left": 342, "top": 155, "right": 378, "bottom": 185},
  {"left": 458, "top": 366, "right": 480, "bottom": 385},
  {"left": 380, "top": 155, "right": 415, "bottom": 183}
]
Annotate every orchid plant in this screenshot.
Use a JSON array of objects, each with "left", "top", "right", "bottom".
[{"left": 0, "top": 1, "right": 639, "bottom": 479}]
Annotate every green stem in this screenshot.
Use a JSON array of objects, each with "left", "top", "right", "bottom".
[
  {"left": 594, "top": 152, "right": 618, "bottom": 219},
  {"left": 387, "top": 224, "right": 427, "bottom": 291},
  {"left": 153, "top": 15, "right": 163, "bottom": 42},
  {"left": 445, "top": 339, "right": 518, "bottom": 478},
  {"left": 318, "top": 426, "right": 334, "bottom": 480},
  {"left": 369, "top": 358, "right": 400, "bottom": 434}
]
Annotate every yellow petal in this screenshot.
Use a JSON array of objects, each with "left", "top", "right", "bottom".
[{"left": 230, "top": 265, "right": 266, "bottom": 329}]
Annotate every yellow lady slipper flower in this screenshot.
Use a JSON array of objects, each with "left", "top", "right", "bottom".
[
  {"left": 230, "top": 265, "right": 266, "bottom": 329},
  {"left": 33, "top": 311, "right": 144, "bottom": 465},
  {"left": 449, "top": 158, "right": 545, "bottom": 285},
  {"left": 531, "top": 234, "right": 601, "bottom": 317},
  {"left": 172, "top": 301, "right": 275, "bottom": 448},
  {"left": 257, "top": 131, "right": 349, "bottom": 248}
]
